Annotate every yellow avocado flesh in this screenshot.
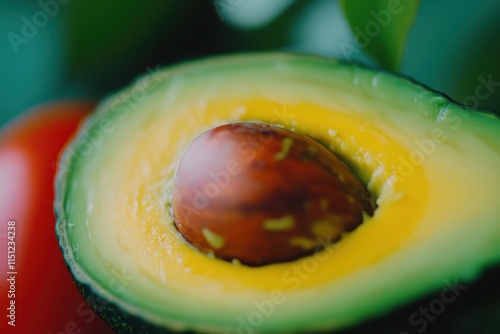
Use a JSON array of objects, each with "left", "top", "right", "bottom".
[{"left": 57, "top": 54, "right": 500, "bottom": 333}]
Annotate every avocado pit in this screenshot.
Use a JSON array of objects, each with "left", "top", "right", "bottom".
[{"left": 171, "top": 122, "right": 375, "bottom": 266}]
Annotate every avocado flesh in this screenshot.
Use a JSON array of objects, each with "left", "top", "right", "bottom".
[{"left": 55, "top": 53, "right": 500, "bottom": 333}]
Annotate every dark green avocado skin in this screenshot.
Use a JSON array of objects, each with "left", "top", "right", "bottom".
[
  {"left": 72, "top": 266, "right": 500, "bottom": 334},
  {"left": 74, "top": 281, "right": 181, "bottom": 334},
  {"left": 341, "top": 265, "right": 500, "bottom": 334}
]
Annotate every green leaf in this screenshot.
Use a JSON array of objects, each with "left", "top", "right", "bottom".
[{"left": 340, "top": 0, "right": 420, "bottom": 71}]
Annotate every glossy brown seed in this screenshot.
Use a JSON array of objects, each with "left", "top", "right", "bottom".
[{"left": 171, "top": 122, "right": 375, "bottom": 266}]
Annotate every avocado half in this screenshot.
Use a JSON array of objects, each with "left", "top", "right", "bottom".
[{"left": 55, "top": 53, "right": 500, "bottom": 334}]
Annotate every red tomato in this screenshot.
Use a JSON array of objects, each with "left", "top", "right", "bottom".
[{"left": 0, "top": 102, "right": 113, "bottom": 334}]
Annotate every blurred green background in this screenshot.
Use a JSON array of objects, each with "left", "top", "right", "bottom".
[{"left": 0, "top": 0, "right": 499, "bottom": 126}]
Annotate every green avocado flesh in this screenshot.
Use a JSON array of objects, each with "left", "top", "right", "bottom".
[{"left": 55, "top": 53, "right": 500, "bottom": 333}]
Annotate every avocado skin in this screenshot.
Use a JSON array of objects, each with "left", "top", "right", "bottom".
[
  {"left": 71, "top": 266, "right": 500, "bottom": 334},
  {"left": 74, "top": 281, "right": 188, "bottom": 334}
]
